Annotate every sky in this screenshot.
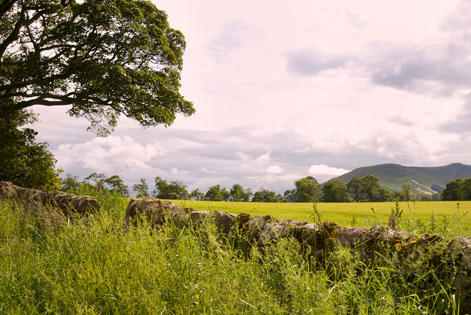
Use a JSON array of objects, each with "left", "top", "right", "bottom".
[{"left": 32, "top": 0, "right": 471, "bottom": 195}]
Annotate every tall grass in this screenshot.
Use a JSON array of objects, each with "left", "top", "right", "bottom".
[{"left": 0, "top": 193, "right": 462, "bottom": 314}]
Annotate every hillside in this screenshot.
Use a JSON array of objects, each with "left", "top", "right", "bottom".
[{"left": 335, "top": 163, "right": 471, "bottom": 194}]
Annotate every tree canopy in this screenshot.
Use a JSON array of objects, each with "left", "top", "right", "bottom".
[
  {"left": 132, "top": 178, "right": 149, "bottom": 198},
  {"left": 154, "top": 176, "right": 188, "bottom": 199},
  {"left": 204, "top": 185, "right": 223, "bottom": 201},
  {"left": 322, "top": 178, "right": 349, "bottom": 202},
  {"left": 252, "top": 189, "right": 280, "bottom": 203},
  {"left": 0, "top": 109, "right": 61, "bottom": 190},
  {"left": 292, "top": 176, "right": 321, "bottom": 202},
  {"left": 441, "top": 178, "right": 471, "bottom": 201},
  {"left": 0, "top": 0, "right": 194, "bottom": 135}
]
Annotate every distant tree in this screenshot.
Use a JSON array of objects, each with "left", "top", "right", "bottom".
[
  {"left": 360, "top": 175, "right": 380, "bottom": 202},
  {"left": 347, "top": 177, "right": 363, "bottom": 202},
  {"left": 293, "top": 176, "right": 321, "bottom": 202},
  {"left": 154, "top": 176, "right": 188, "bottom": 199},
  {"left": 0, "top": 109, "right": 61, "bottom": 190},
  {"left": 461, "top": 178, "right": 471, "bottom": 200},
  {"left": 133, "top": 178, "right": 149, "bottom": 198},
  {"left": 252, "top": 189, "right": 279, "bottom": 203},
  {"left": 376, "top": 187, "right": 393, "bottom": 202},
  {"left": 322, "top": 178, "right": 349, "bottom": 202},
  {"left": 221, "top": 187, "right": 231, "bottom": 201},
  {"left": 246, "top": 188, "right": 254, "bottom": 202},
  {"left": 61, "top": 173, "right": 81, "bottom": 192},
  {"left": 230, "top": 184, "right": 252, "bottom": 202},
  {"left": 189, "top": 188, "right": 204, "bottom": 201},
  {"left": 401, "top": 182, "right": 413, "bottom": 201},
  {"left": 85, "top": 172, "right": 106, "bottom": 190},
  {"left": 283, "top": 189, "right": 296, "bottom": 202},
  {"left": 442, "top": 179, "right": 463, "bottom": 201},
  {"left": 104, "top": 175, "right": 129, "bottom": 196},
  {"left": 418, "top": 193, "right": 441, "bottom": 201},
  {"left": 205, "top": 185, "right": 223, "bottom": 201}
]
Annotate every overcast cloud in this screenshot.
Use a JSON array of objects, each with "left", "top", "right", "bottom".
[{"left": 31, "top": 0, "right": 471, "bottom": 195}]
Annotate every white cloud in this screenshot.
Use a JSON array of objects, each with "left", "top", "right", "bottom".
[
  {"left": 55, "top": 135, "right": 163, "bottom": 176},
  {"left": 308, "top": 164, "right": 350, "bottom": 177},
  {"left": 266, "top": 165, "right": 283, "bottom": 174},
  {"left": 256, "top": 152, "right": 271, "bottom": 163}
]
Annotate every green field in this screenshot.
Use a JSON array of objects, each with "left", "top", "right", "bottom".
[
  {"left": 0, "top": 193, "right": 465, "bottom": 313},
  {"left": 171, "top": 200, "right": 471, "bottom": 237}
]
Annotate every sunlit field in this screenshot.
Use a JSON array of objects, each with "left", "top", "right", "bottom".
[{"left": 171, "top": 200, "right": 471, "bottom": 237}]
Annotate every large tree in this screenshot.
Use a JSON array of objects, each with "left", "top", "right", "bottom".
[
  {"left": 0, "top": 109, "right": 61, "bottom": 190},
  {"left": 0, "top": 0, "right": 194, "bottom": 135},
  {"left": 293, "top": 176, "right": 321, "bottom": 203}
]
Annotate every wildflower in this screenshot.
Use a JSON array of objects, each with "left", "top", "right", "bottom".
[{"left": 389, "top": 218, "right": 396, "bottom": 229}]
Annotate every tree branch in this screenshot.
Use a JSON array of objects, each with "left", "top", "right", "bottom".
[
  {"left": 0, "top": 5, "right": 25, "bottom": 58},
  {"left": 0, "top": 0, "right": 16, "bottom": 18}
]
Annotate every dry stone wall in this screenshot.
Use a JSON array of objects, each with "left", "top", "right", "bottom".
[
  {"left": 0, "top": 181, "right": 100, "bottom": 215},
  {"left": 123, "top": 198, "right": 471, "bottom": 311}
]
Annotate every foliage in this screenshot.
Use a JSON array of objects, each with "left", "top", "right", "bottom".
[
  {"left": 376, "top": 187, "right": 393, "bottom": 202},
  {"left": 189, "top": 188, "right": 204, "bottom": 201},
  {"left": 230, "top": 184, "right": 253, "bottom": 202},
  {"left": 442, "top": 179, "right": 464, "bottom": 201},
  {"left": 286, "top": 176, "right": 321, "bottom": 202},
  {"left": 347, "top": 175, "right": 392, "bottom": 202},
  {"left": 322, "top": 178, "right": 349, "bottom": 202},
  {"left": 440, "top": 178, "right": 471, "bottom": 201},
  {"left": 132, "top": 178, "right": 149, "bottom": 198},
  {"left": 154, "top": 176, "right": 188, "bottom": 199},
  {"left": 0, "top": 0, "right": 194, "bottom": 135},
  {"left": 221, "top": 187, "right": 231, "bottom": 201},
  {"left": 283, "top": 189, "right": 296, "bottom": 202},
  {"left": 401, "top": 182, "right": 414, "bottom": 201},
  {"left": 360, "top": 175, "right": 380, "bottom": 201},
  {"left": 0, "top": 109, "right": 61, "bottom": 190},
  {"left": 64, "top": 172, "right": 129, "bottom": 196},
  {"left": 347, "top": 177, "right": 363, "bottom": 202},
  {"left": 389, "top": 198, "right": 403, "bottom": 229},
  {"left": 252, "top": 189, "right": 280, "bottom": 203},
  {"left": 0, "top": 197, "right": 463, "bottom": 313},
  {"left": 60, "top": 173, "right": 81, "bottom": 192},
  {"left": 204, "top": 184, "right": 224, "bottom": 201},
  {"left": 84, "top": 172, "right": 106, "bottom": 188},
  {"left": 104, "top": 175, "right": 129, "bottom": 196}
]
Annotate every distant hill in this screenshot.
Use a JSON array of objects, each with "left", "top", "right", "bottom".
[{"left": 335, "top": 163, "right": 471, "bottom": 194}]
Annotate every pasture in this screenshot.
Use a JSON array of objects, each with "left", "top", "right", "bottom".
[
  {"left": 0, "top": 191, "right": 467, "bottom": 313},
  {"left": 172, "top": 200, "right": 471, "bottom": 237}
]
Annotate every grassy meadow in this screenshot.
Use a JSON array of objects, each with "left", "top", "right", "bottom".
[
  {"left": 173, "top": 199, "right": 471, "bottom": 237},
  {"left": 0, "top": 192, "right": 467, "bottom": 314}
]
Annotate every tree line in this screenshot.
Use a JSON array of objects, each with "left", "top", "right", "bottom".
[{"left": 59, "top": 173, "right": 447, "bottom": 202}]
